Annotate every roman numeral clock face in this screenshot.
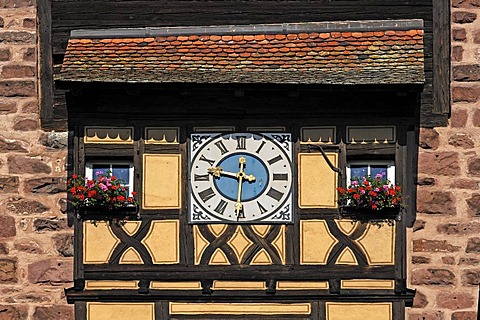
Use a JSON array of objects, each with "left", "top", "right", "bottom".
[{"left": 189, "top": 133, "right": 293, "bottom": 223}]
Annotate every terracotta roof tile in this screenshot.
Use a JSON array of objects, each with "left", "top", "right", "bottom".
[{"left": 58, "top": 22, "right": 425, "bottom": 85}]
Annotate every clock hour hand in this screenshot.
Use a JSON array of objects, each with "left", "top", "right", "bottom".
[{"left": 207, "top": 166, "right": 237, "bottom": 179}]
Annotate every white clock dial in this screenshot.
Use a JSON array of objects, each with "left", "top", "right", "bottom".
[{"left": 189, "top": 133, "right": 293, "bottom": 224}]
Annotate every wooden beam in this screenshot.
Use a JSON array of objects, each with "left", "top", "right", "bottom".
[
  {"left": 432, "top": 0, "right": 450, "bottom": 115},
  {"left": 38, "top": 0, "right": 54, "bottom": 129}
]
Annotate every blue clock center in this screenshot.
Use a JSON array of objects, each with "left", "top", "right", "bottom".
[{"left": 213, "top": 153, "right": 269, "bottom": 202}]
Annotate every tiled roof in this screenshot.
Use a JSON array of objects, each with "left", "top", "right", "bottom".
[{"left": 58, "top": 21, "right": 425, "bottom": 85}]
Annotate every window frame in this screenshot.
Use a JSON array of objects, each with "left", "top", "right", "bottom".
[
  {"left": 85, "top": 160, "right": 135, "bottom": 196},
  {"left": 346, "top": 160, "right": 396, "bottom": 185}
]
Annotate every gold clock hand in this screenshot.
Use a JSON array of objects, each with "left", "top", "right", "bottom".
[
  {"left": 235, "top": 157, "right": 246, "bottom": 218},
  {"left": 207, "top": 166, "right": 237, "bottom": 179}
]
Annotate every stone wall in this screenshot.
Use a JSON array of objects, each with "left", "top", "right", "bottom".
[
  {"left": 407, "top": 1, "right": 480, "bottom": 319},
  {"left": 0, "top": 0, "right": 73, "bottom": 319}
]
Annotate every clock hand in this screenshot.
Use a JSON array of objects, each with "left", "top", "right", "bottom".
[
  {"left": 235, "top": 157, "right": 246, "bottom": 218},
  {"left": 207, "top": 166, "right": 237, "bottom": 179}
]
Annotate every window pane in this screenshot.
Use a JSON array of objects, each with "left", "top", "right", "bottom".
[
  {"left": 370, "top": 165, "right": 388, "bottom": 179},
  {"left": 350, "top": 166, "right": 368, "bottom": 180},
  {"left": 112, "top": 165, "right": 130, "bottom": 184},
  {"left": 92, "top": 165, "right": 110, "bottom": 178}
]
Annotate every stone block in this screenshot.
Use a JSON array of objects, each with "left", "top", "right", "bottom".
[
  {"left": 418, "top": 152, "right": 460, "bottom": 176},
  {"left": 451, "top": 109, "right": 468, "bottom": 128},
  {"left": 419, "top": 128, "right": 439, "bottom": 150},
  {"left": 0, "top": 258, "right": 17, "bottom": 283},
  {"left": 441, "top": 257, "right": 455, "bottom": 265},
  {"left": 12, "top": 118, "right": 37, "bottom": 131},
  {"left": 453, "top": 11, "right": 477, "bottom": 23},
  {"left": 473, "top": 109, "right": 480, "bottom": 126},
  {"left": 0, "top": 101, "right": 16, "bottom": 114},
  {"left": 449, "top": 179, "right": 479, "bottom": 190},
  {"left": 411, "top": 268, "right": 455, "bottom": 285},
  {"left": 412, "top": 290, "right": 428, "bottom": 308},
  {"left": 452, "top": 86, "right": 480, "bottom": 102},
  {"left": 459, "top": 258, "right": 480, "bottom": 265},
  {"left": 417, "top": 190, "right": 456, "bottom": 215},
  {"left": 38, "top": 132, "right": 68, "bottom": 149},
  {"left": 412, "top": 256, "right": 430, "bottom": 264},
  {"left": 32, "top": 305, "right": 74, "bottom": 320},
  {"left": 0, "top": 31, "right": 34, "bottom": 44},
  {"left": 467, "top": 157, "right": 480, "bottom": 176},
  {"left": 7, "top": 198, "right": 49, "bottom": 215},
  {"left": 436, "top": 292, "right": 474, "bottom": 309},
  {"left": 33, "top": 217, "right": 68, "bottom": 232},
  {"left": 27, "top": 259, "right": 72, "bottom": 285},
  {"left": 0, "top": 0, "right": 34, "bottom": 8},
  {"left": 462, "top": 269, "right": 480, "bottom": 285},
  {"left": 13, "top": 239, "right": 43, "bottom": 254},
  {"left": 413, "top": 239, "right": 460, "bottom": 252},
  {"left": 0, "top": 81, "right": 35, "bottom": 97},
  {"left": 0, "top": 48, "right": 10, "bottom": 62},
  {"left": 453, "top": 0, "right": 480, "bottom": 7},
  {"left": 0, "top": 136, "right": 28, "bottom": 153},
  {"left": 453, "top": 28, "right": 467, "bottom": 41},
  {"left": 22, "top": 18, "right": 34, "bottom": 28},
  {"left": 453, "top": 46, "right": 464, "bottom": 62},
  {"left": 22, "top": 47, "right": 35, "bottom": 62},
  {"left": 24, "top": 177, "right": 66, "bottom": 194},
  {"left": 466, "top": 237, "right": 480, "bottom": 252},
  {"left": 0, "top": 304, "right": 28, "bottom": 320},
  {"left": 53, "top": 233, "right": 73, "bottom": 257},
  {"left": 448, "top": 133, "right": 475, "bottom": 149},
  {"left": 1, "top": 65, "right": 35, "bottom": 79},
  {"left": 0, "top": 242, "right": 8, "bottom": 254},
  {"left": 413, "top": 219, "right": 426, "bottom": 232},
  {"left": 466, "top": 194, "right": 480, "bottom": 216},
  {"left": 8, "top": 156, "right": 51, "bottom": 174},
  {"left": 452, "top": 311, "right": 477, "bottom": 320},
  {"left": 453, "top": 64, "right": 480, "bottom": 81},
  {"left": 437, "top": 222, "right": 480, "bottom": 235},
  {"left": 0, "top": 215, "right": 15, "bottom": 238},
  {"left": 408, "top": 311, "right": 444, "bottom": 320},
  {"left": 0, "top": 176, "right": 18, "bottom": 193}
]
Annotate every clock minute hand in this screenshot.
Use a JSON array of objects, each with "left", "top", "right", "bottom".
[
  {"left": 235, "top": 157, "right": 246, "bottom": 218},
  {"left": 207, "top": 166, "right": 237, "bottom": 179}
]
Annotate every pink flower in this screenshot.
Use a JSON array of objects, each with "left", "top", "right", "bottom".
[{"left": 98, "top": 183, "right": 108, "bottom": 191}]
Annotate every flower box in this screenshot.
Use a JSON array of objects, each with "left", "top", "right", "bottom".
[
  {"left": 75, "top": 205, "right": 139, "bottom": 221},
  {"left": 339, "top": 205, "right": 401, "bottom": 223}
]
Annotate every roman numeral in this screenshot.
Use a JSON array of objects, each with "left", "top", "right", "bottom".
[
  {"left": 194, "top": 174, "right": 210, "bottom": 181},
  {"left": 236, "top": 136, "right": 246, "bottom": 150},
  {"left": 198, "top": 187, "right": 216, "bottom": 202},
  {"left": 214, "top": 200, "right": 228, "bottom": 215},
  {"left": 199, "top": 155, "right": 215, "bottom": 166},
  {"left": 267, "top": 187, "right": 284, "bottom": 202},
  {"left": 255, "top": 141, "right": 266, "bottom": 154},
  {"left": 214, "top": 141, "right": 229, "bottom": 155},
  {"left": 268, "top": 155, "right": 283, "bottom": 165},
  {"left": 257, "top": 201, "right": 268, "bottom": 214},
  {"left": 273, "top": 173, "right": 288, "bottom": 181}
]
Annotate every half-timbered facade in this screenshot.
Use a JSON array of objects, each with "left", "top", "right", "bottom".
[{"left": 42, "top": 1, "right": 450, "bottom": 319}]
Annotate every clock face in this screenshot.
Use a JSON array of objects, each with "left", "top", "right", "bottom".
[{"left": 189, "top": 133, "right": 293, "bottom": 224}]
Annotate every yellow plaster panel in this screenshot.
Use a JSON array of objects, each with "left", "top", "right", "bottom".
[
  {"left": 336, "top": 247, "right": 358, "bottom": 265},
  {"left": 336, "top": 220, "right": 359, "bottom": 236},
  {"left": 250, "top": 248, "right": 273, "bottom": 265},
  {"left": 209, "top": 224, "right": 227, "bottom": 237},
  {"left": 277, "top": 281, "right": 329, "bottom": 290},
  {"left": 85, "top": 280, "right": 138, "bottom": 290},
  {"left": 209, "top": 248, "right": 229, "bottom": 265},
  {"left": 119, "top": 247, "right": 143, "bottom": 264},
  {"left": 272, "top": 225, "right": 286, "bottom": 264},
  {"left": 300, "top": 220, "right": 338, "bottom": 265},
  {"left": 326, "top": 302, "right": 392, "bottom": 320},
  {"left": 357, "top": 223, "right": 396, "bottom": 265},
  {"left": 122, "top": 221, "right": 142, "bottom": 236},
  {"left": 87, "top": 303, "right": 155, "bottom": 320},
  {"left": 227, "top": 227, "right": 253, "bottom": 262},
  {"left": 142, "top": 220, "right": 179, "bottom": 264},
  {"left": 84, "top": 126, "right": 133, "bottom": 144},
  {"left": 193, "top": 226, "right": 209, "bottom": 265},
  {"left": 298, "top": 153, "right": 338, "bottom": 208},
  {"left": 83, "top": 222, "right": 120, "bottom": 264},
  {"left": 212, "top": 281, "right": 266, "bottom": 290},
  {"left": 341, "top": 280, "right": 395, "bottom": 290},
  {"left": 143, "top": 154, "right": 181, "bottom": 209},
  {"left": 150, "top": 281, "right": 202, "bottom": 290},
  {"left": 252, "top": 225, "right": 271, "bottom": 237},
  {"left": 169, "top": 303, "right": 311, "bottom": 315}
]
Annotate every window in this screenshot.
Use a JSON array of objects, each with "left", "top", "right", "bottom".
[
  {"left": 85, "top": 161, "right": 134, "bottom": 195},
  {"left": 346, "top": 160, "right": 395, "bottom": 184}
]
